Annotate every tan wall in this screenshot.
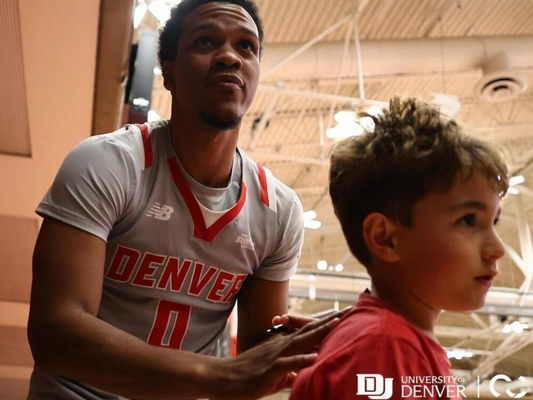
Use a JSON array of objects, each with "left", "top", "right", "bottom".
[{"left": 0, "top": 1, "right": 100, "bottom": 398}]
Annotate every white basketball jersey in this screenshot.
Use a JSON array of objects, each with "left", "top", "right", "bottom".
[{"left": 31, "top": 120, "right": 304, "bottom": 399}]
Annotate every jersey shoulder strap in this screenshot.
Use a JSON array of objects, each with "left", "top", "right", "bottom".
[
  {"left": 256, "top": 163, "right": 277, "bottom": 213},
  {"left": 131, "top": 123, "right": 154, "bottom": 170}
]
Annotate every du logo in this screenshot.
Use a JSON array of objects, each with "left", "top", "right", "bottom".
[
  {"left": 489, "top": 375, "right": 528, "bottom": 398},
  {"left": 357, "top": 374, "right": 393, "bottom": 399}
]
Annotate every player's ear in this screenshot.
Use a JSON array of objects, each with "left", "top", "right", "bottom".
[
  {"left": 161, "top": 61, "right": 175, "bottom": 94},
  {"left": 362, "top": 212, "right": 400, "bottom": 263}
]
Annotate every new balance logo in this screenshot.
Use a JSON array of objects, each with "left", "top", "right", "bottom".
[
  {"left": 146, "top": 203, "right": 174, "bottom": 221},
  {"left": 235, "top": 233, "right": 255, "bottom": 251}
]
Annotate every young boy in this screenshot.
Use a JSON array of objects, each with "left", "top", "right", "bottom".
[{"left": 289, "top": 97, "right": 508, "bottom": 400}]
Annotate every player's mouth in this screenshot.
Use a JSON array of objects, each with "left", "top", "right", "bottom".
[{"left": 206, "top": 74, "right": 244, "bottom": 90}]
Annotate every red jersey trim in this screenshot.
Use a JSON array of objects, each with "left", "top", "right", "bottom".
[
  {"left": 257, "top": 163, "right": 269, "bottom": 207},
  {"left": 135, "top": 123, "right": 153, "bottom": 169},
  {"left": 167, "top": 157, "right": 247, "bottom": 242}
]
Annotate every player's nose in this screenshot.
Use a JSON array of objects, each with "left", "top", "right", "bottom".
[{"left": 213, "top": 42, "right": 242, "bottom": 70}]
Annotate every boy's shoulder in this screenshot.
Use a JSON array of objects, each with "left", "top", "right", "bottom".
[
  {"left": 288, "top": 294, "right": 452, "bottom": 400},
  {"left": 317, "top": 293, "right": 447, "bottom": 371}
]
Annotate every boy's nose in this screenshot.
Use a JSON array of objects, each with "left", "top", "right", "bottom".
[{"left": 482, "top": 230, "right": 505, "bottom": 261}]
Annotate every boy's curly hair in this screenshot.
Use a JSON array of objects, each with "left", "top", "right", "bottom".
[{"left": 329, "top": 97, "right": 509, "bottom": 265}]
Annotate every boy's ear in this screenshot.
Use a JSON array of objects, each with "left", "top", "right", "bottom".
[
  {"left": 161, "top": 61, "right": 175, "bottom": 94},
  {"left": 362, "top": 212, "right": 401, "bottom": 263}
]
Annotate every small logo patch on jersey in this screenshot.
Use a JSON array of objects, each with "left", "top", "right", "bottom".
[
  {"left": 146, "top": 202, "right": 174, "bottom": 221},
  {"left": 235, "top": 233, "right": 255, "bottom": 251}
]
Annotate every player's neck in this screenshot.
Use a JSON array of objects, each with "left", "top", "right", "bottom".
[
  {"left": 168, "top": 114, "right": 240, "bottom": 188},
  {"left": 370, "top": 280, "right": 440, "bottom": 342}
]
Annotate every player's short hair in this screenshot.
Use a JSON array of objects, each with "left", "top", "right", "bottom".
[
  {"left": 158, "top": 0, "right": 264, "bottom": 65},
  {"left": 329, "top": 97, "right": 509, "bottom": 265}
]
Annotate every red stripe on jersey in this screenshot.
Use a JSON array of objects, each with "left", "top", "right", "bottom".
[
  {"left": 135, "top": 124, "right": 153, "bottom": 169},
  {"left": 257, "top": 163, "right": 269, "bottom": 206},
  {"left": 167, "top": 157, "right": 247, "bottom": 242}
]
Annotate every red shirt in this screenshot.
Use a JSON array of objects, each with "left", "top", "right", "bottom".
[{"left": 290, "top": 294, "right": 462, "bottom": 400}]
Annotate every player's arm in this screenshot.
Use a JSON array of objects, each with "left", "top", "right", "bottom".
[
  {"left": 29, "top": 218, "right": 341, "bottom": 400},
  {"left": 236, "top": 188, "right": 306, "bottom": 352},
  {"left": 28, "top": 217, "right": 219, "bottom": 399},
  {"left": 237, "top": 275, "right": 289, "bottom": 352}
]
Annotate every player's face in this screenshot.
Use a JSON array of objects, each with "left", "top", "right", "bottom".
[
  {"left": 394, "top": 171, "right": 505, "bottom": 312},
  {"left": 165, "top": 2, "right": 260, "bottom": 130}
]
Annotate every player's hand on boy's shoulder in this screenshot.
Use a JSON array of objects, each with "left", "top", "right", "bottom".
[
  {"left": 212, "top": 313, "right": 342, "bottom": 400},
  {"left": 272, "top": 307, "right": 351, "bottom": 332}
]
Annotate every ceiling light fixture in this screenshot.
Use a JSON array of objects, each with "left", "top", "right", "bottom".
[
  {"left": 327, "top": 110, "right": 376, "bottom": 140},
  {"left": 510, "top": 175, "right": 525, "bottom": 186},
  {"left": 317, "top": 260, "right": 328, "bottom": 271},
  {"left": 503, "top": 320, "right": 529, "bottom": 334},
  {"left": 446, "top": 349, "right": 474, "bottom": 360},
  {"left": 304, "top": 210, "right": 322, "bottom": 229}
]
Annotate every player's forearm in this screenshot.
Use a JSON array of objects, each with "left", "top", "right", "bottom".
[{"left": 28, "top": 309, "right": 223, "bottom": 400}]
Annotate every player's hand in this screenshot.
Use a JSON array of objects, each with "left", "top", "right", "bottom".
[
  {"left": 272, "top": 307, "right": 351, "bottom": 332},
  {"left": 211, "top": 312, "right": 342, "bottom": 400}
]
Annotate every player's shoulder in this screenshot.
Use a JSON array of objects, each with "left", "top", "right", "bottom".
[
  {"left": 73, "top": 125, "right": 138, "bottom": 159},
  {"left": 73, "top": 120, "right": 168, "bottom": 171}
]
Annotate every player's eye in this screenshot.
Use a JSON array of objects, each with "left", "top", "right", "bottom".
[
  {"left": 239, "top": 40, "right": 255, "bottom": 52},
  {"left": 458, "top": 213, "right": 476, "bottom": 227},
  {"left": 494, "top": 216, "right": 500, "bottom": 226},
  {"left": 195, "top": 36, "right": 213, "bottom": 46}
]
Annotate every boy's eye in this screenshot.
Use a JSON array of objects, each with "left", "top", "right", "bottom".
[
  {"left": 494, "top": 217, "right": 500, "bottom": 226},
  {"left": 458, "top": 213, "right": 476, "bottom": 227}
]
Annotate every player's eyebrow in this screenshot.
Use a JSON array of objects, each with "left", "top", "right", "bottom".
[{"left": 187, "top": 23, "right": 259, "bottom": 40}]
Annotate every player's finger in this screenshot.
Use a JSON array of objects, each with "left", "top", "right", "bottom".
[
  {"left": 271, "top": 315, "right": 284, "bottom": 326},
  {"left": 276, "top": 314, "right": 316, "bottom": 330},
  {"left": 282, "top": 372, "right": 298, "bottom": 389},
  {"left": 281, "top": 317, "right": 340, "bottom": 356},
  {"left": 296, "top": 311, "right": 343, "bottom": 334}
]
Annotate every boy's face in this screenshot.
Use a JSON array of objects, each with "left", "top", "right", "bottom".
[{"left": 395, "top": 171, "right": 505, "bottom": 312}]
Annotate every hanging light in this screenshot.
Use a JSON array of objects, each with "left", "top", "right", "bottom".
[
  {"left": 317, "top": 260, "right": 328, "bottom": 271},
  {"left": 510, "top": 175, "right": 525, "bottom": 186},
  {"left": 304, "top": 210, "right": 322, "bottom": 229}
]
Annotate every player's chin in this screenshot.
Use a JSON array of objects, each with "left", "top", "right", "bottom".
[{"left": 199, "top": 110, "right": 243, "bottom": 130}]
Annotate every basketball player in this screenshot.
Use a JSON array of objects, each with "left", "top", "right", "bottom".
[{"left": 27, "top": 1, "right": 340, "bottom": 399}]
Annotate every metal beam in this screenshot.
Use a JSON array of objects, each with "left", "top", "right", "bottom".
[
  {"left": 257, "top": 84, "right": 386, "bottom": 106},
  {"left": 262, "top": 15, "right": 352, "bottom": 79},
  {"left": 470, "top": 331, "right": 533, "bottom": 380},
  {"left": 245, "top": 150, "right": 329, "bottom": 166},
  {"left": 513, "top": 193, "right": 533, "bottom": 305},
  {"left": 248, "top": 93, "right": 280, "bottom": 150}
]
